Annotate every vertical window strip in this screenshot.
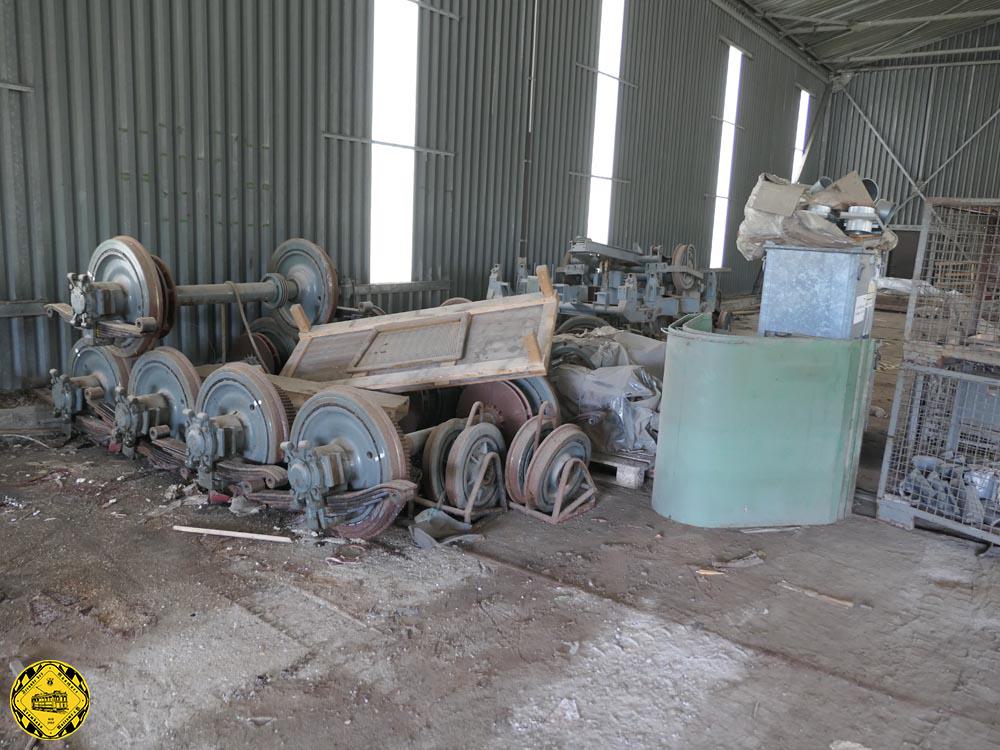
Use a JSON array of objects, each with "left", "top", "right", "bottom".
[
  {"left": 709, "top": 46, "right": 743, "bottom": 269},
  {"left": 369, "top": 0, "right": 419, "bottom": 283},
  {"left": 586, "top": 0, "right": 625, "bottom": 245},
  {"left": 791, "top": 88, "right": 811, "bottom": 182}
]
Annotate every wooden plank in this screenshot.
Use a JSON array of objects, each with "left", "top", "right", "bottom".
[
  {"left": 279, "top": 279, "right": 558, "bottom": 392},
  {"left": 290, "top": 303, "right": 312, "bottom": 333},
  {"left": 172, "top": 525, "right": 292, "bottom": 543},
  {"left": 536, "top": 264, "right": 554, "bottom": 298},
  {"left": 345, "top": 312, "right": 469, "bottom": 373}
]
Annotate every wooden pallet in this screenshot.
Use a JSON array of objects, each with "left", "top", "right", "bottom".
[{"left": 589, "top": 451, "right": 652, "bottom": 490}]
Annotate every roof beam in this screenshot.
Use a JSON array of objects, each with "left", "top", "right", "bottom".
[
  {"left": 775, "top": 9, "right": 1000, "bottom": 32},
  {"left": 834, "top": 44, "right": 1000, "bottom": 64},
  {"left": 821, "top": 0, "right": 980, "bottom": 63},
  {"left": 708, "top": 0, "right": 832, "bottom": 78}
]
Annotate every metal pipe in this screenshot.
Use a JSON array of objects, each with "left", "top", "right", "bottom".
[
  {"left": 779, "top": 9, "right": 1000, "bottom": 29},
  {"left": 404, "top": 426, "right": 436, "bottom": 455},
  {"left": 174, "top": 278, "right": 297, "bottom": 307},
  {"left": 838, "top": 45, "right": 1000, "bottom": 64},
  {"left": 840, "top": 88, "right": 933, "bottom": 211},
  {"left": 889, "top": 103, "right": 1000, "bottom": 222}
]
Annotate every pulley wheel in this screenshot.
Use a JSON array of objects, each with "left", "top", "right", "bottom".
[
  {"left": 524, "top": 424, "right": 591, "bottom": 513},
  {"left": 68, "top": 339, "right": 132, "bottom": 407},
  {"left": 87, "top": 236, "right": 165, "bottom": 356},
  {"left": 456, "top": 381, "right": 532, "bottom": 444},
  {"left": 444, "top": 422, "right": 506, "bottom": 510},
  {"left": 194, "top": 361, "right": 292, "bottom": 465},
  {"left": 421, "top": 418, "right": 466, "bottom": 503},
  {"left": 504, "top": 415, "right": 557, "bottom": 505},
  {"left": 671, "top": 243, "right": 699, "bottom": 292},
  {"left": 511, "top": 378, "right": 561, "bottom": 423},
  {"left": 231, "top": 331, "right": 280, "bottom": 374},
  {"left": 268, "top": 239, "right": 338, "bottom": 329},
  {"left": 127, "top": 347, "right": 202, "bottom": 439}
]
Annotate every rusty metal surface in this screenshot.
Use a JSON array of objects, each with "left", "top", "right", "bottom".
[{"left": 456, "top": 381, "right": 532, "bottom": 444}]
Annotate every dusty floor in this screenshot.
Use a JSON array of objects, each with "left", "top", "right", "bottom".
[{"left": 2, "top": 310, "right": 999, "bottom": 749}]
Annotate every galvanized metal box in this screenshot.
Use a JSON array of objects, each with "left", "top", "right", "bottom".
[{"left": 758, "top": 244, "right": 880, "bottom": 339}]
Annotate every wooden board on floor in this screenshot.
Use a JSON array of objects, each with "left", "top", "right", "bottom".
[{"left": 279, "top": 269, "right": 558, "bottom": 393}]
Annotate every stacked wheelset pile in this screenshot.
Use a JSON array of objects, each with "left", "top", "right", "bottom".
[
  {"left": 47, "top": 235, "right": 417, "bottom": 537},
  {"left": 47, "top": 235, "right": 597, "bottom": 538}
]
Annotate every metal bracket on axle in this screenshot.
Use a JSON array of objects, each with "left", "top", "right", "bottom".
[{"left": 510, "top": 457, "right": 597, "bottom": 524}]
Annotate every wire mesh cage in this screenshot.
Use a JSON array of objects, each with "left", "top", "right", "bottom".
[
  {"left": 879, "top": 361, "right": 1000, "bottom": 541},
  {"left": 906, "top": 199, "right": 1000, "bottom": 358}
]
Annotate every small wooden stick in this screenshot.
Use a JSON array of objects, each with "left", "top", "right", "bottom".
[
  {"left": 535, "top": 264, "right": 554, "bottom": 297},
  {"left": 290, "top": 303, "right": 312, "bottom": 333},
  {"left": 779, "top": 580, "right": 854, "bottom": 608},
  {"left": 172, "top": 525, "right": 292, "bottom": 543}
]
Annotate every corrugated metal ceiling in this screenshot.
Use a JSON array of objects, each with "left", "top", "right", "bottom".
[{"left": 741, "top": 0, "right": 1000, "bottom": 67}]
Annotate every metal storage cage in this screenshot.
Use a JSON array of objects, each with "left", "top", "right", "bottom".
[
  {"left": 878, "top": 361, "right": 1000, "bottom": 544},
  {"left": 905, "top": 199, "right": 1000, "bottom": 361},
  {"left": 880, "top": 197, "right": 1000, "bottom": 544}
]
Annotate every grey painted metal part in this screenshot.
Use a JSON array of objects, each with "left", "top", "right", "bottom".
[
  {"left": 70, "top": 237, "right": 165, "bottom": 357},
  {"left": 283, "top": 385, "right": 409, "bottom": 531},
  {"left": 758, "top": 244, "right": 880, "bottom": 339},
  {"left": 185, "top": 362, "right": 291, "bottom": 490},
  {"left": 50, "top": 340, "right": 132, "bottom": 423},
  {"left": 50, "top": 235, "right": 337, "bottom": 357},
  {"left": 488, "top": 239, "right": 719, "bottom": 329},
  {"left": 113, "top": 347, "right": 201, "bottom": 458},
  {"left": 268, "top": 238, "right": 340, "bottom": 328},
  {"left": 511, "top": 377, "right": 562, "bottom": 424}
]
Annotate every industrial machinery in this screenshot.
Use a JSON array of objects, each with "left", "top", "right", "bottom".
[
  {"left": 281, "top": 386, "right": 416, "bottom": 536},
  {"left": 45, "top": 235, "right": 337, "bottom": 357},
  {"left": 111, "top": 347, "right": 202, "bottom": 459},
  {"left": 51, "top": 339, "right": 132, "bottom": 428},
  {"left": 184, "top": 362, "right": 293, "bottom": 492},
  {"left": 487, "top": 237, "right": 720, "bottom": 333},
  {"left": 42, "top": 233, "right": 599, "bottom": 538}
]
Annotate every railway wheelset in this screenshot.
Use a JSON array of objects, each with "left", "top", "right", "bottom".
[{"left": 48, "top": 235, "right": 596, "bottom": 538}]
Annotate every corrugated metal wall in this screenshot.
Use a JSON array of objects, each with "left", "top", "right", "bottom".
[
  {"left": 612, "top": 0, "right": 827, "bottom": 295},
  {"left": 0, "top": 0, "right": 371, "bottom": 389},
  {"left": 521, "top": 0, "right": 601, "bottom": 268},
  {"left": 822, "top": 25, "right": 1000, "bottom": 228},
  {"left": 0, "top": 0, "right": 826, "bottom": 389},
  {"left": 415, "top": 0, "right": 532, "bottom": 301}
]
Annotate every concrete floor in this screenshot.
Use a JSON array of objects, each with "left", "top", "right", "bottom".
[{"left": 1, "top": 310, "right": 999, "bottom": 749}]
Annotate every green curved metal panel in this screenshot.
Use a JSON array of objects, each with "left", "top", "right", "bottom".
[{"left": 652, "top": 314, "right": 875, "bottom": 527}]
